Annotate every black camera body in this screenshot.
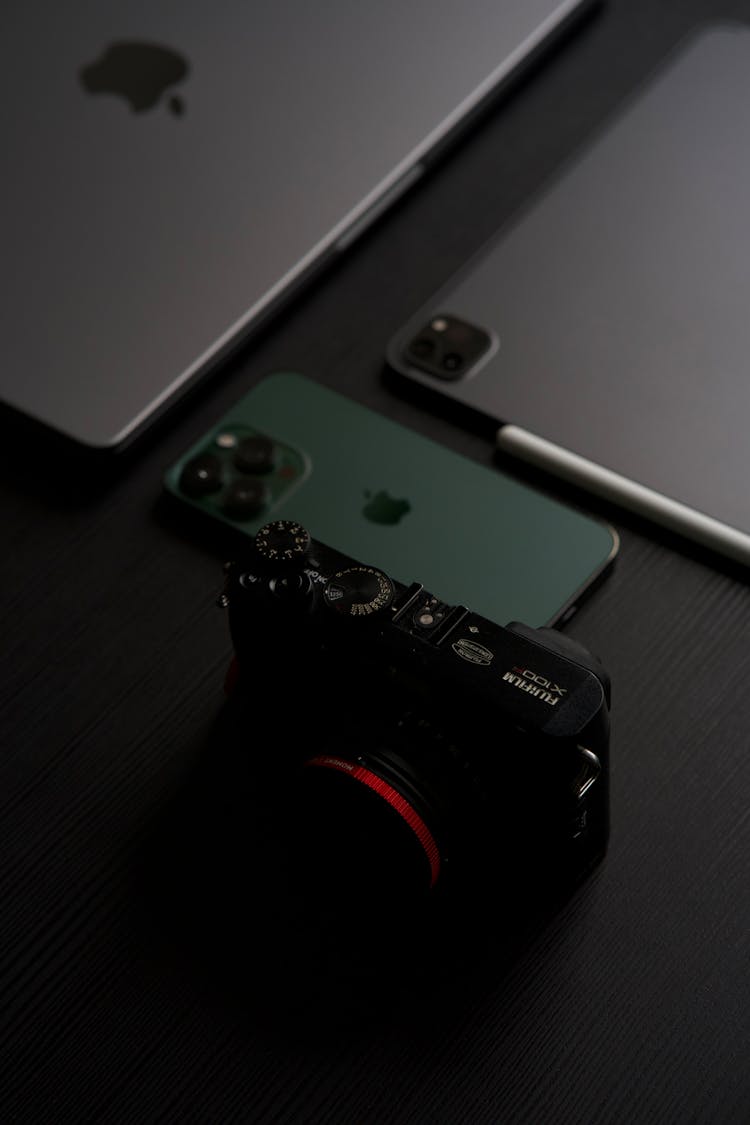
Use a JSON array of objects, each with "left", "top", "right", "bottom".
[{"left": 221, "top": 520, "right": 610, "bottom": 905}]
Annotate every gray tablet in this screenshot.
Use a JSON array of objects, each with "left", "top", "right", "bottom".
[
  {"left": 1, "top": 0, "right": 593, "bottom": 450},
  {"left": 387, "top": 24, "right": 750, "bottom": 567}
]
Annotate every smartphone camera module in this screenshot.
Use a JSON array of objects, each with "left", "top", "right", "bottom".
[
  {"left": 404, "top": 314, "right": 492, "bottom": 381},
  {"left": 178, "top": 453, "right": 223, "bottom": 498},
  {"left": 176, "top": 426, "right": 308, "bottom": 524}
]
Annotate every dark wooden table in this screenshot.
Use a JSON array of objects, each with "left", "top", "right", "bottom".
[{"left": 3, "top": 2, "right": 750, "bottom": 1121}]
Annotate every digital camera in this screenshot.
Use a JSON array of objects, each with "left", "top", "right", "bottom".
[{"left": 219, "top": 520, "right": 610, "bottom": 905}]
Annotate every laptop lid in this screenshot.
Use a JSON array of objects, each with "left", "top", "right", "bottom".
[{"left": 2, "top": 0, "right": 591, "bottom": 449}]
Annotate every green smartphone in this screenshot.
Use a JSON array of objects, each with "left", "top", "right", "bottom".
[{"left": 163, "top": 372, "right": 618, "bottom": 627}]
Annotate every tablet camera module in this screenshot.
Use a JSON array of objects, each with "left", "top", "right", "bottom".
[{"left": 404, "top": 314, "right": 493, "bottom": 381}]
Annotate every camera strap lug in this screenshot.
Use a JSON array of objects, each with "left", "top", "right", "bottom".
[{"left": 573, "top": 746, "right": 601, "bottom": 801}]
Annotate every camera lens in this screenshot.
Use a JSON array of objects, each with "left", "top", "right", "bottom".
[
  {"left": 233, "top": 435, "right": 275, "bottom": 475},
  {"left": 407, "top": 337, "right": 435, "bottom": 360},
  {"left": 297, "top": 750, "right": 444, "bottom": 897},
  {"left": 179, "top": 453, "right": 223, "bottom": 497},
  {"left": 221, "top": 478, "right": 268, "bottom": 519},
  {"left": 442, "top": 352, "right": 462, "bottom": 372}
]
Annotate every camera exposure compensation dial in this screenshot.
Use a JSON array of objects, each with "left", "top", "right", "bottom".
[{"left": 324, "top": 567, "right": 395, "bottom": 618}]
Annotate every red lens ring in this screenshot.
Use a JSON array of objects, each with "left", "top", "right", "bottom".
[{"left": 305, "top": 754, "right": 441, "bottom": 888}]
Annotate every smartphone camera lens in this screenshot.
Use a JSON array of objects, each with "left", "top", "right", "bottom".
[
  {"left": 221, "top": 478, "right": 268, "bottom": 520},
  {"left": 233, "top": 434, "right": 275, "bottom": 475},
  {"left": 179, "top": 453, "right": 223, "bottom": 497}
]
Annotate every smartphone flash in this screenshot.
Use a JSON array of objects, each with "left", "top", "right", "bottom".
[{"left": 215, "top": 432, "right": 238, "bottom": 449}]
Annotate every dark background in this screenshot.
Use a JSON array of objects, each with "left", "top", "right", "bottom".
[{"left": 3, "top": 1, "right": 750, "bottom": 1121}]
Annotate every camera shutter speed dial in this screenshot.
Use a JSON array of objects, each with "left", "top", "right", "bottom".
[
  {"left": 324, "top": 567, "right": 395, "bottom": 617},
  {"left": 255, "top": 520, "right": 311, "bottom": 566}
]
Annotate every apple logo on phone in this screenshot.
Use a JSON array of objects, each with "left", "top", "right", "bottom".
[
  {"left": 79, "top": 41, "right": 190, "bottom": 116},
  {"left": 362, "top": 490, "right": 411, "bottom": 526}
]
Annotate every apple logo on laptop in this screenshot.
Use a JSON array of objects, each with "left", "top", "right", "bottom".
[
  {"left": 362, "top": 490, "right": 411, "bottom": 525},
  {"left": 79, "top": 41, "right": 190, "bottom": 116}
]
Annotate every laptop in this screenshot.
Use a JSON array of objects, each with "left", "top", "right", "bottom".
[{"left": 2, "top": 0, "right": 594, "bottom": 450}]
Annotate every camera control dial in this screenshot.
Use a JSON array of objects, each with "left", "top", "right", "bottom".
[
  {"left": 324, "top": 567, "right": 395, "bottom": 618},
  {"left": 255, "top": 520, "right": 311, "bottom": 566}
]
